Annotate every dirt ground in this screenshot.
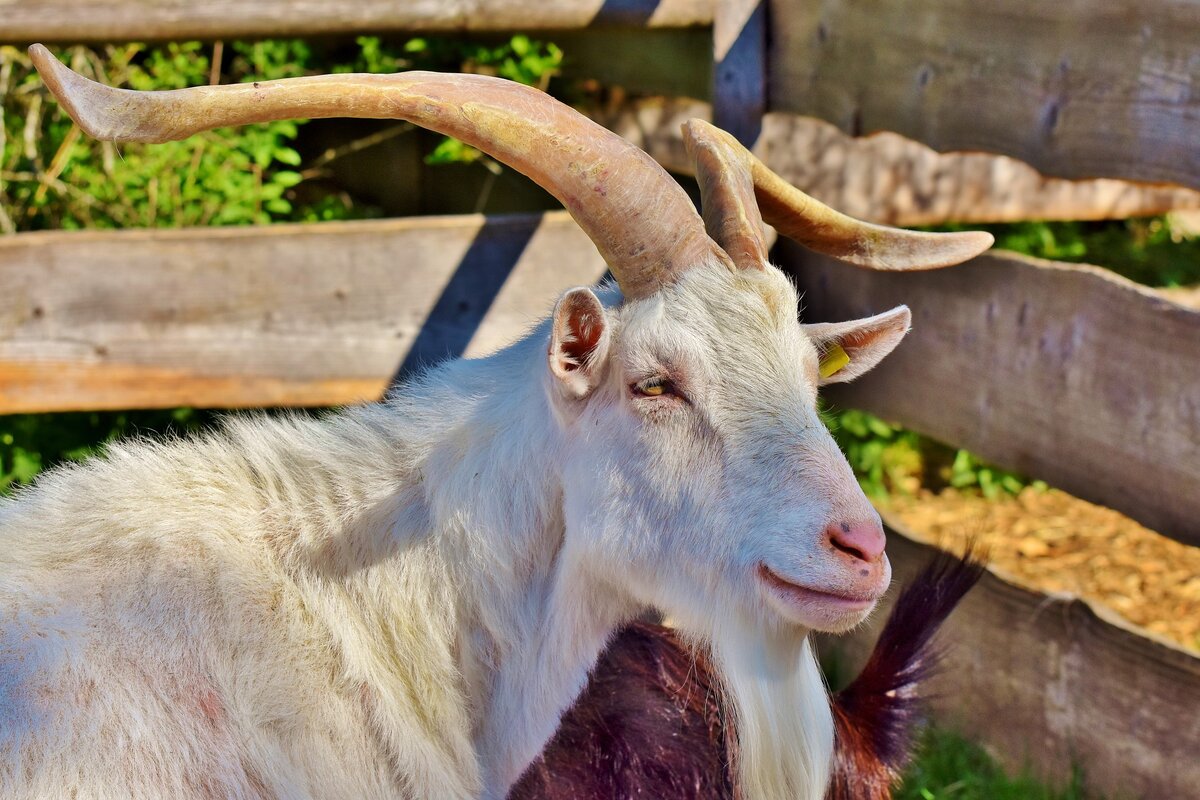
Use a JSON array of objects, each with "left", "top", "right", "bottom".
[{"left": 881, "top": 488, "right": 1200, "bottom": 652}]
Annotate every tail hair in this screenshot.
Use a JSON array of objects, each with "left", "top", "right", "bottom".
[{"left": 827, "top": 544, "right": 986, "bottom": 799}]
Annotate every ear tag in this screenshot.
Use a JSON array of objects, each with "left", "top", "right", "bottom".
[{"left": 819, "top": 343, "right": 851, "bottom": 379}]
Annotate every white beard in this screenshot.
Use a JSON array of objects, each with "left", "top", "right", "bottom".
[{"left": 709, "top": 618, "right": 834, "bottom": 800}]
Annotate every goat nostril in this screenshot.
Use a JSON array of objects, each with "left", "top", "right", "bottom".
[
  {"left": 827, "top": 521, "right": 886, "bottom": 564},
  {"left": 831, "top": 536, "right": 867, "bottom": 561}
]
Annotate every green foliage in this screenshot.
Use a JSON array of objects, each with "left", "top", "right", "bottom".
[
  {"left": 946, "top": 449, "right": 1044, "bottom": 498},
  {"left": 0, "top": 34, "right": 564, "bottom": 234},
  {"left": 0, "top": 408, "right": 219, "bottom": 494},
  {"left": 899, "top": 726, "right": 1096, "bottom": 800},
  {"left": 937, "top": 216, "right": 1200, "bottom": 288},
  {"left": 826, "top": 409, "right": 925, "bottom": 499},
  {"left": 400, "top": 34, "right": 563, "bottom": 90},
  {"left": 1, "top": 42, "right": 314, "bottom": 230},
  {"left": 825, "top": 408, "right": 1039, "bottom": 499}
]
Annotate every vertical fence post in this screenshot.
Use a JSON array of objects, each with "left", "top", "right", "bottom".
[{"left": 713, "top": 0, "right": 767, "bottom": 145}]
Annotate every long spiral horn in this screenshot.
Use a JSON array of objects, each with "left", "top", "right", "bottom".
[{"left": 30, "top": 44, "right": 732, "bottom": 300}]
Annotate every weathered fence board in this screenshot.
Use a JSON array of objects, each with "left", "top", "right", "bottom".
[
  {"left": 780, "top": 243, "right": 1200, "bottom": 548},
  {"left": 818, "top": 521, "right": 1200, "bottom": 799},
  {"left": 591, "top": 98, "right": 1200, "bottom": 225},
  {"left": 753, "top": 113, "right": 1200, "bottom": 226},
  {"left": 0, "top": 212, "right": 607, "bottom": 413},
  {"left": 769, "top": 0, "right": 1200, "bottom": 190},
  {"left": 0, "top": 0, "right": 713, "bottom": 42}
]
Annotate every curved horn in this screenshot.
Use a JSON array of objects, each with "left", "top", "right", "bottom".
[
  {"left": 683, "top": 120, "right": 770, "bottom": 271},
  {"left": 682, "top": 119, "right": 993, "bottom": 270},
  {"left": 29, "top": 44, "right": 731, "bottom": 300}
]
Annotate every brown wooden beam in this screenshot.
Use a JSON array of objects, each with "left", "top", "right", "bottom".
[
  {"left": 0, "top": 0, "right": 714, "bottom": 44},
  {"left": 769, "top": 0, "right": 1200, "bottom": 190},
  {"left": 0, "top": 212, "right": 607, "bottom": 413}
]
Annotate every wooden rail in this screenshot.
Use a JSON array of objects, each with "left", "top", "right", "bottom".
[
  {"left": 0, "top": 212, "right": 606, "bottom": 413},
  {"left": 769, "top": 0, "right": 1200, "bottom": 190},
  {"left": 0, "top": 0, "right": 713, "bottom": 43},
  {"left": 780, "top": 243, "right": 1200, "bottom": 549},
  {"left": 817, "top": 522, "right": 1200, "bottom": 799},
  {"left": 596, "top": 98, "right": 1200, "bottom": 225}
]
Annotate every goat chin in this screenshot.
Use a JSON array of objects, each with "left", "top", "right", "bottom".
[{"left": 511, "top": 548, "right": 985, "bottom": 800}]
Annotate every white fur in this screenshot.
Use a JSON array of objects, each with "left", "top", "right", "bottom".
[{"left": 0, "top": 260, "right": 902, "bottom": 799}]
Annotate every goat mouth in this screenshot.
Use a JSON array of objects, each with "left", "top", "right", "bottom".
[{"left": 756, "top": 563, "right": 881, "bottom": 613}]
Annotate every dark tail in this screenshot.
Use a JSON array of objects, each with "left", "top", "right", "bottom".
[
  {"left": 827, "top": 546, "right": 986, "bottom": 800},
  {"left": 510, "top": 547, "right": 985, "bottom": 800}
]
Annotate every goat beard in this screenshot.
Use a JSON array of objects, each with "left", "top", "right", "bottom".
[{"left": 705, "top": 617, "right": 834, "bottom": 800}]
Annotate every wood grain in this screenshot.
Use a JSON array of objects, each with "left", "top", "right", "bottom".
[
  {"left": 753, "top": 113, "right": 1200, "bottom": 226},
  {"left": 817, "top": 521, "right": 1200, "bottom": 798},
  {"left": 769, "top": 0, "right": 1200, "bottom": 189},
  {"left": 780, "top": 243, "right": 1200, "bottom": 548},
  {"left": 0, "top": 212, "right": 608, "bottom": 413},
  {"left": 0, "top": 0, "right": 713, "bottom": 43},
  {"left": 590, "top": 98, "right": 1200, "bottom": 225}
]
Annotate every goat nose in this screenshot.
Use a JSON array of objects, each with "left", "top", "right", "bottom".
[{"left": 827, "top": 520, "right": 887, "bottom": 563}]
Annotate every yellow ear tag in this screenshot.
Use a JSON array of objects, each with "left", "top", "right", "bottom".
[{"left": 819, "top": 343, "right": 851, "bottom": 379}]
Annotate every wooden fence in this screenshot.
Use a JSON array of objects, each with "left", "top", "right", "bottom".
[{"left": 2, "top": 1, "right": 1199, "bottom": 795}]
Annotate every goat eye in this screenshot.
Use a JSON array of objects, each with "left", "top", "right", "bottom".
[{"left": 633, "top": 377, "right": 672, "bottom": 397}]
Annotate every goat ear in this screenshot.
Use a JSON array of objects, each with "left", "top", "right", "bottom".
[
  {"left": 549, "top": 287, "right": 610, "bottom": 399},
  {"left": 802, "top": 305, "right": 911, "bottom": 386}
]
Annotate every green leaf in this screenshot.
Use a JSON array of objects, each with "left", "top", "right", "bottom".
[
  {"left": 274, "top": 147, "right": 302, "bottom": 166},
  {"left": 272, "top": 170, "right": 303, "bottom": 188}
]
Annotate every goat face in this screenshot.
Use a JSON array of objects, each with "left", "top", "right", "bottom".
[{"left": 546, "top": 262, "right": 906, "bottom": 635}]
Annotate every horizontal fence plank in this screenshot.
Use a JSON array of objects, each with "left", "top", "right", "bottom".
[
  {"left": 591, "top": 97, "right": 1200, "bottom": 225},
  {"left": 0, "top": 0, "right": 712, "bottom": 43},
  {"left": 817, "top": 522, "right": 1200, "bottom": 799},
  {"left": 778, "top": 243, "right": 1200, "bottom": 548},
  {"left": 753, "top": 113, "right": 1200, "bottom": 226},
  {"left": 0, "top": 212, "right": 607, "bottom": 413},
  {"left": 769, "top": 0, "right": 1200, "bottom": 190}
]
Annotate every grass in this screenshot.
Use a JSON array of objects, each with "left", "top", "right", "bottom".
[{"left": 899, "top": 727, "right": 1094, "bottom": 800}]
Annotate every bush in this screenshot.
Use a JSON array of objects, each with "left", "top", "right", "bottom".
[
  {"left": 938, "top": 216, "right": 1200, "bottom": 288},
  {"left": 825, "top": 408, "right": 1041, "bottom": 499},
  {"left": 0, "top": 35, "right": 564, "bottom": 233}
]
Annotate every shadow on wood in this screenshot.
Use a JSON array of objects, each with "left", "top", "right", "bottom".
[{"left": 393, "top": 217, "right": 539, "bottom": 384}]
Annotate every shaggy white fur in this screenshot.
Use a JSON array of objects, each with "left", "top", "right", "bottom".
[{"left": 0, "top": 262, "right": 906, "bottom": 800}]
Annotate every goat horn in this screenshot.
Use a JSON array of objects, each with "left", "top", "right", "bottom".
[
  {"left": 683, "top": 119, "right": 771, "bottom": 272},
  {"left": 29, "top": 44, "right": 732, "bottom": 300},
  {"left": 682, "top": 119, "right": 993, "bottom": 270}
]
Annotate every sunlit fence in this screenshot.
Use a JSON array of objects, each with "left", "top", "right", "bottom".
[{"left": 1, "top": 1, "right": 1198, "bottom": 794}]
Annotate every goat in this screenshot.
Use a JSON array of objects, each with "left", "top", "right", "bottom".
[
  {"left": 3, "top": 45, "right": 993, "bottom": 800},
  {"left": 511, "top": 548, "right": 985, "bottom": 800}
]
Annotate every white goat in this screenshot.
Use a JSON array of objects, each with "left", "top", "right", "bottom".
[{"left": 1, "top": 46, "right": 992, "bottom": 800}]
